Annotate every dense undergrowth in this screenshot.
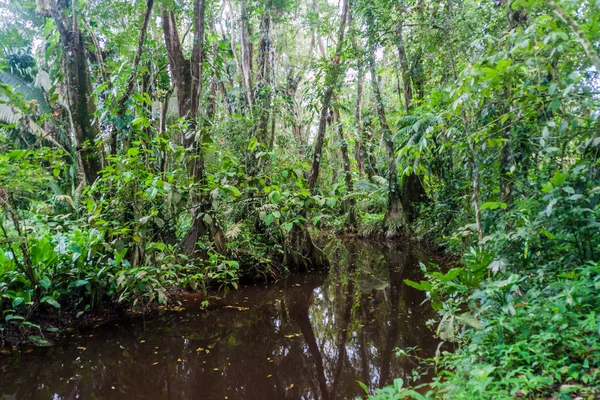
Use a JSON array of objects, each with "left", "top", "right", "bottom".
[{"left": 369, "top": 167, "right": 600, "bottom": 399}]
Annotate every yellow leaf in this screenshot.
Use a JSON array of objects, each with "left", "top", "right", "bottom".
[{"left": 284, "top": 333, "right": 302, "bottom": 339}]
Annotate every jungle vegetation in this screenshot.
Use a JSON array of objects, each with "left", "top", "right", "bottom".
[{"left": 0, "top": 0, "right": 599, "bottom": 398}]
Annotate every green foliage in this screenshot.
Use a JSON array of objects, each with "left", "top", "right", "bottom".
[
  {"left": 0, "top": 1, "right": 599, "bottom": 395},
  {"left": 358, "top": 213, "right": 385, "bottom": 236}
]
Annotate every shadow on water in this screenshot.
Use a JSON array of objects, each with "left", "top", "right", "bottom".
[{"left": 0, "top": 239, "right": 440, "bottom": 399}]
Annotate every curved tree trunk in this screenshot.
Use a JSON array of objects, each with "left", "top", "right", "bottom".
[
  {"left": 110, "top": 0, "right": 154, "bottom": 154},
  {"left": 307, "top": 0, "right": 349, "bottom": 190}
]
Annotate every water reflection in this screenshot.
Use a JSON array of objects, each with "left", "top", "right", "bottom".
[{"left": 0, "top": 239, "right": 438, "bottom": 399}]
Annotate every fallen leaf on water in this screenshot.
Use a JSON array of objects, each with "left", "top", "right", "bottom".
[
  {"left": 196, "top": 347, "right": 204, "bottom": 352},
  {"left": 286, "top": 384, "right": 295, "bottom": 390},
  {"left": 266, "top": 374, "right": 272, "bottom": 378},
  {"left": 269, "top": 359, "right": 274, "bottom": 363},
  {"left": 152, "top": 362, "right": 158, "bottom": 365},
  {"left": 177, "top": 358, "right": 182, "bottom": 362},
  {"left": 140, "top": 340, "right": 146, "bottom": 343},
  {"left": 223, "top": 305, "right": 250, "bottom": 311},
  {"left": 77, "top": 347, "right": 86, "bottom": 351},
  {"left": 111, "top": 386, "right": 116, "bottom": 390},
  {"left": 294, "top": 284, "right": 301, "bottom": 287},
  {"left": 284, "top": 333, "right": 302, "bottom": 339},
  {"left": 213, "top": 368, "right": 219, "bottom": 371}
]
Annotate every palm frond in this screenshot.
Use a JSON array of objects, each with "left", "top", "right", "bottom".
[
  {"left": 0, "top": 104, "right": 22, "bottom": 124},
  {"left": 0, "top": 72, "right": 51, "bottom": 115}
]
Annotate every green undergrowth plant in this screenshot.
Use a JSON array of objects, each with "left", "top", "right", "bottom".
[
  {"left": 372, "top": 163, "right": 600, "bottom": 399},
  {"left": 358, "top": 213, "right": 385, "bottom": 236}
]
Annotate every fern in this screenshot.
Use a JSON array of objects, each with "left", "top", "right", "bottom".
[{"left": 225, "top": 222, "right": 244, "bottom": 240}]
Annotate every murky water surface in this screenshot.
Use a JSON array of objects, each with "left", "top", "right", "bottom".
[{"left": 0, "top": 239, "right": 439, "bottom": 399}]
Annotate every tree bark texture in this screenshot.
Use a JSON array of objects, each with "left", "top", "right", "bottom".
[{"left": 49, "top": 0, "right": 102, "bottom": 185}]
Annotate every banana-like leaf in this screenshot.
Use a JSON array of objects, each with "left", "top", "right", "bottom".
[{"left": 0, "top": 71, "right": 51, "bottom": 115}]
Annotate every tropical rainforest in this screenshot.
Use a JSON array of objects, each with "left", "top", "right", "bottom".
[{"left": 0, "top": 0, "right": 599, "bottom": 398}]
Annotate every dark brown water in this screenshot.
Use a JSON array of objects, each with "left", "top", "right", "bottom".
[{"left": 0, "top": 239, "right": 439, "bottom": 399}]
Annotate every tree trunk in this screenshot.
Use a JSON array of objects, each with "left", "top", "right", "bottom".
[
  {"left": 239, "top": 0, "right": 253, "bottom": 107},
  {"left": 401, "top": 172, "right": 427, "bottom": 223},
  {"left": 49, "top": 0, "right": 102, "bottom": 185},
  {"left": 247, "top": 9, "right": 274, "bottom": 173},
  {"left": 462, "top": 112, "right": 484, "bottom": 249},
  {"left": 255, "top": 10, "right": 273, "bottom": 143},
  {"left": 162, "top": 0, "right": 224, "bottom": 256},
  {"left": 283, "top": 223, "right": 329, "bottom": 272},
  {"left": 283, "top": 0, "right": 348, "bottom": 272},
  {"left": 307, "top": 0, "right": 349, "bottom": 190},
  {"left": 395, "top": 16, "right": 428, "bottom": 223},
  {"left": 395, "top": 19, "right": 413, "bottom": 112},
  {"left": 333, "top": 107, "right": 357, "bottom": 231},
  {"left": 366, "top": 32, "right": 408, "bottom": 235},
  {"left": 110, "top": 0, "right": 155, "bottom": 154},
  {"left": 354, "top": 65, "right": 365, "bottom": 175}
]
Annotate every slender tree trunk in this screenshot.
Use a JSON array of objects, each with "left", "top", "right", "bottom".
[
  {"left": 240, "top": 0, "right": 253, "bottom": 107},
  {"left": 395, "top": 19, "right": 413, "bottom": 112},
  {"left": 110, "top": 0, "right": 154, "bottom": 154},
  {"left": 366, "top": 18, "right": 408, "bottom": 233},
  {"left": 255, "top": 10, "right": 273, "bottom": 143},
  {"left": 307, "top": 0, "right": 349, "bottom": 190},
  {"left": 354, "top": 65, "right": 365, "bottom": 175},
  {"left": 462, "top": 112, "right": 484, "bottom": 249},
  {"left": 247, "top": 9, "right": 274, "bottom": 172},
  {"left": 49, "top": 0, "right": 102, "bottom": 185},
  {"left": 334, "top": 107, "right": 357, "bottom": 230}
]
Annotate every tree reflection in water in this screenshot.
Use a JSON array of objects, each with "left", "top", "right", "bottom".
[{"left": 0, "top": 239, "right": 439, "bottom": 400}]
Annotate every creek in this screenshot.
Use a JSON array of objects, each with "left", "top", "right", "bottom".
[{"left": 0, "top": 238, "right": 440, "bottom": 399}]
